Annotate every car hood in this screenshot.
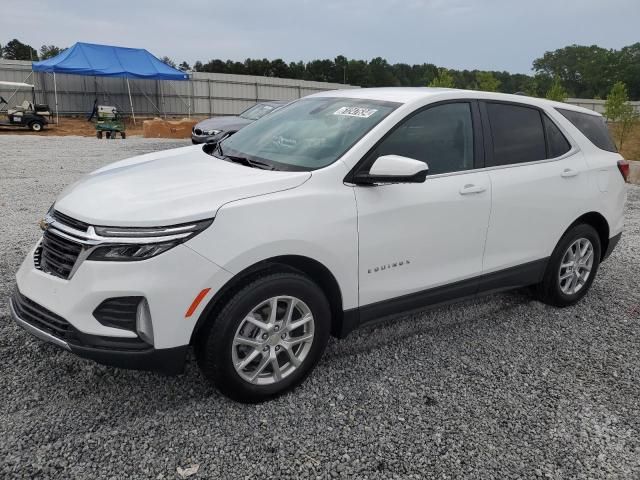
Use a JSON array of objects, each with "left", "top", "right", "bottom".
[
  {"left": 54, "top": 145, "right": 311, "bottom": 227},
  {"left": 195, "top": 116, "right": 251, "bottom": 132}
]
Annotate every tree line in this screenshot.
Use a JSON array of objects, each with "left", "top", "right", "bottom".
[{"left": 2, "top": 38, "right": 640, "bottom": 100}]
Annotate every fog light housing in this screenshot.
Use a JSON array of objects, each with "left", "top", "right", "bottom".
[
  {"left": 93, "top": 296, "right": 141, "bottom": 330},
  {"left": 136, "top": 299, "right": 154, "bottom": 346}
]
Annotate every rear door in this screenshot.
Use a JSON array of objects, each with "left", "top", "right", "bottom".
[{"left": 480, "top": 101, "right": 590, "bottom": 278}]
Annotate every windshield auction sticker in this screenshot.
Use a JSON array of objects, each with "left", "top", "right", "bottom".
[{"left": 333, "top": 106, "right": 378, "bottom": 118}]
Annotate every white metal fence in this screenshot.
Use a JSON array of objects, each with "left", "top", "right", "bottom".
[
  {"left": 4, "top": 58, "right": 638, "bottom": 120},
  {"left": 0, "top": 59, "right": 357, "bottom": 118},
  {"left": 565, "top": 98, "right": 640, "bottom": 117}
]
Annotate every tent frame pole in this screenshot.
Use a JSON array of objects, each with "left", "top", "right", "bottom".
[
  {"left": 53, "top": 72, "right": 59, "bottom": 125},
  {"left": 130, "top": 81, "right": 162, "bottom": 115},
  {"left": 126, "top": 78, "right": 136, "bottom": 125},
  {"left": 168, "top": 81, "right": 191, "bottom": 118},
  {"left": 161, "top": 82, "right": 166, "bottom": 119}
]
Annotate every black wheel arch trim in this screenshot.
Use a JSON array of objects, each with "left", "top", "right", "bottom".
[
  {"left": 561, "top": 211, "right": 610, "bottom": 259},
  {"left": 602, "top": 232, "right": 621, "bottom": 262},
  {"left": 190, "top": 255, "right": 347, "bottom": 344}
]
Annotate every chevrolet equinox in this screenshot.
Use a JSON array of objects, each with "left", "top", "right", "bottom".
[{"left": 11, "top": 88, "right": 628, "bottom": 402}]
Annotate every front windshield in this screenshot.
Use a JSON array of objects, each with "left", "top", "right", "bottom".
[
  {"left": 221, "top": 97, "right": 399, "bottom": 170},
  {"left": 239, "top": 104, "right": 278, "bottom": 121}
]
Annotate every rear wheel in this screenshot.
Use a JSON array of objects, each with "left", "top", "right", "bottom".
[
  {"left": 121, "top": 132, "right": 126, "bottom": 139},
  {"left": 96, "top": 131, "right": 103, "bottom": 139},
  {"left": 29, "top": 121, "right": 43, "bottom": 132},
  {"left": 105, "top": 131, "right": 111, "bottom": 139},
  {"left": 537, "top": 224, "right": 601, "bottom": 307},
  {"left": 196, "top": 271, "right": 331, "bottom": 403}
]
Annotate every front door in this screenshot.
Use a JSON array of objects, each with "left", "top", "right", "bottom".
[{"left": 353, "top": 101, "right": 492, "bottom": 318}]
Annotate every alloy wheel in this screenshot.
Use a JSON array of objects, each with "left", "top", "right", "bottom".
[
  {"left": 558, "top": 237, "right": 594, "bottom": 295},
  {"left": 232, "top": 296, "right": 315, "bottom": 385}
]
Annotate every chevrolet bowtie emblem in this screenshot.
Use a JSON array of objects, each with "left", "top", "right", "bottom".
[{"left": 39, "top": 218, "right": 50, "bottom": 231}]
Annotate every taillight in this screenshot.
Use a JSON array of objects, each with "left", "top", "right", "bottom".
[{"left": 617, "top": 160, "right": 629, "bottom": 182}]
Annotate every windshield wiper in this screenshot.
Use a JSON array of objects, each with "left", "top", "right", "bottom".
[
  {"left": 225, "top": 155, "right": 276, "bottom": 170},
  {"left": 215, "top": 143, "right": 276, "bottom": 170}
]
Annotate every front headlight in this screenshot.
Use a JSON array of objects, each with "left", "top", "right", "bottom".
[
  {"left": 87, "top": 218, "right": 213, "bottom": 261},
  {"left": 205, "top": 129, "right": 222, "bottom": 136}
]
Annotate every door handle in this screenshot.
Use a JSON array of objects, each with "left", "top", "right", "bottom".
[
  {"left": 459, "top": 184, "right": 486, "bottom": 195},
  {"left": 561, "top": 168, "right": 579, "bottom": 178}
]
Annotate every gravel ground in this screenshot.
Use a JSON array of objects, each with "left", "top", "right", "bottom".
[{"left": 1, "top": 135, "right": 639, "bottom": 479}]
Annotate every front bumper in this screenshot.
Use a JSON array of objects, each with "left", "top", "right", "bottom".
[
  {"left": 10, "top": 290, "right": 188, "bottom": 374},
  {"left": 15, "top": 238, "right": 233, "bottom": 352}
]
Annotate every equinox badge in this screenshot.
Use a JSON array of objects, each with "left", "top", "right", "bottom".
[{"left": 368, "top": 260, "right": 410, "bottom": 274}]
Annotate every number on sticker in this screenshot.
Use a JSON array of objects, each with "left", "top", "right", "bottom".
[{"left": 333, "top": 106, "right": 378, "bottom": 118}]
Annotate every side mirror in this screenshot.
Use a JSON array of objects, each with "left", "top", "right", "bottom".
[
  {"left": 353, "top": 155, "right": 428, "bottom": 185},
  {"left": 205, "top": 131, "right": 232, "bottom": 145}
]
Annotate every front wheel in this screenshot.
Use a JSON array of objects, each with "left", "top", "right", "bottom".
[
  {"left": 29, "top": 121, "right": 43, "bottom": 132},
  {"left": 196, "top": 271, "right": 331, "bottom": 403},
  {"left": 537, "top": 224, "right": 601, "bottom": 307}
]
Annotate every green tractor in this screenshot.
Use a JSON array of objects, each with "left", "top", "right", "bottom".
[{"left": 95, "top": 105, "right": 126, "bottom": 139}]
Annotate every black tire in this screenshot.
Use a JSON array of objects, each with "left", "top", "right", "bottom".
[
  {"left": 536, "top": 223, "right": 601, "bottom": 307},
  {"left": 121, "top": 132, "right": 126, "bottom": 139},
  {"left": 105, "top": 131, "right": 111, "bottom": 139},
  {"left": 96, "top": 131, "right": 103, "bottom": 139},
  {"left": 196, "top": 271, "right": 331, "bottom": 403},
  {"left": 29, "top": 121, "right": 43, "bottom": 132}
]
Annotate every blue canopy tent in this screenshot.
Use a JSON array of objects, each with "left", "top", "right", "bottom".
[{"left": 32, "top": 42, "right": 189, "bottom": 124}]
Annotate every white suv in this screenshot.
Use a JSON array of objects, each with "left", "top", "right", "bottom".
[{"left": 12, "top": 88, "right": 628, "bottom": 402}]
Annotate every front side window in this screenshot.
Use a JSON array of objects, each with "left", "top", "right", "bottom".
[
  {"left": 220, "top": 97, "right": 399, "bottom": 170},
  {"left": 487, "top": 103, "right": 546, "bottom": 166},
  {"left": 367, "top": 102, "right": 475, "bottom": 175}
]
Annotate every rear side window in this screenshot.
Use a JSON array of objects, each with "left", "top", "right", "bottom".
[
  {"left": 556, "top": 108, "right": 617, "bottom": 152},
  {"left": 543, "top": 114, "right": 571, "bottom": 157},
  {"left": 486, "top": 103, "right": 546, "bottom": 165}
]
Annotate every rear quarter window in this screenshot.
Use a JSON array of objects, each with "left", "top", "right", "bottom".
[
  {"left": 543, "top": 114, "right": 572, "bottom": 158},
  {"left": 556, "top": 108, "right": 617, "bottom": 152}
]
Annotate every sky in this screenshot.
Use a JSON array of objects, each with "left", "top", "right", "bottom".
[{"left": 4, "top": 0, "right": 640, "bottom": 74}]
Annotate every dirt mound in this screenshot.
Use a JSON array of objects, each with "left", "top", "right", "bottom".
[
  {"left": 143, "top": 118, "right": 197, "bottom": 139},
  {"left": 0, "top": 117, "right": 144, "bottom": 137}
]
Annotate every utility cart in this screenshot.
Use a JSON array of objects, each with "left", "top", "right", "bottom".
[
  {"left": 0, "top": 81, "right": 51, "bottom": 132},
  {"left": 95, "top": 105, "right": 126, "bottom": 139}
]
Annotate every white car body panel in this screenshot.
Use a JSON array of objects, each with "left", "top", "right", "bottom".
[
  {"left": 54, "top": 145, "right": 311, "bottom": 227},
  {"left": 354, "top": 171, "right": 491, "bottom": 305},
  {"left": 482, "top": 151, "right": 591, "bottom": 273},
  {"left": 186, "top": 162, "right": 360, "bottom": 310}
]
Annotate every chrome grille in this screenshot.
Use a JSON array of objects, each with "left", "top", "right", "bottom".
[
  {"left": 35, "top": 210, "right": 89, "bottom": 279},
  {"left": 51, "top": 210, "right": 89, "bottom": 232},
  {"left": 38, "top": 230, "right": 83, "bottom": 279}
]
